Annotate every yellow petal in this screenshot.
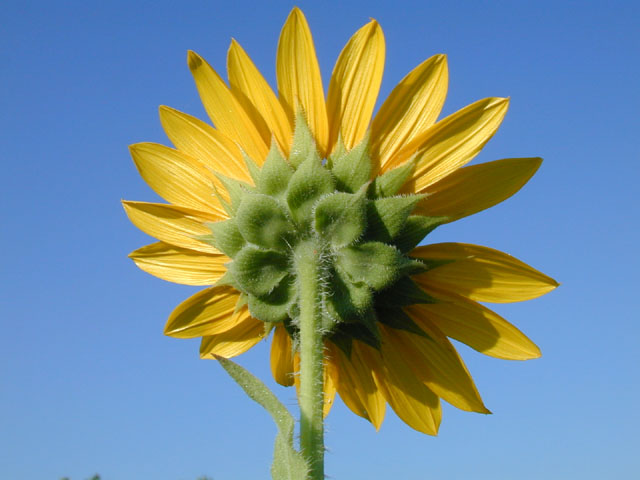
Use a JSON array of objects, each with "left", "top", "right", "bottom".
[
  {"left": 409, "top": 287, "right": 541, "bottom": 360},
  {"left": 292, "top": 349, "right": 337, "bottom": 418},
  {"left": 415, "top": 157, "right": 542, "bottom": 222},
  {"left": 199, "top": 306, "right": 265, "bottom": 358},
  {"left": 326, "top": 344, "right": 367, "bottom": 421},
  {"left": 326, "top": 20, "right": 385, "bottom": 151},
  {"left": 370, "top": 54, "right": 448, "bottom": 171},
  {"left": 165, "top": 285, "right": 241, "bottom": 338},
  {"left": 158, "top": 106, "right": 251, "bottom": 182},
  {"left": 323, "top": 361, "right": 337, "bottom": 418},
  {"left": 327, "top": 341, "right": 386, "bottom": 429},
  {"left": 381, "top": 323, "right": 489, "bottom": 413},
  {"left": 227, "top": 40, "right": 293, "bottom": 157},
  {"left": 270, "top": 324, "right": 295, "bottom": 386},
  {"left": 122, "top": 201, "right": 224, "bottom": 254},
  {"left": 412, "top": 242, "right": 559, "bottom": 303},
  {"left": 398, "top": 97, "right": 510, "bottom": 188},
  {"left": 187, "top": 50, "right": 268, "bottom": 163},
  {"left": 129, "top": 242, "right": 228, "bottom": 286},
  {"left": 130, "top": 142, "right": 224, "bottom": 214},
  {"left": 358, "top": 340, "right": 441, "bottom": 435},
  {"left": 277, "top": 7, "right": 329, "bottom": 156}
]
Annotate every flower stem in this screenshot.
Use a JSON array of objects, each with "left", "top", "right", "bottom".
[{"left": 295, "top": 240, "right": 325, "bottom": 480}]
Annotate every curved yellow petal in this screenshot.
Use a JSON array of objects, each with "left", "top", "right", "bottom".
[
  {"left": 381, "top": 323, "right": 489, "bottom": 413},
  {"left": 323, "top": 361, "right": 337, "bottom": 418},
  {"left": 292, "top": 349, "right": 337, "bottom": 418},
  {"left": 130, "top": 142, "right": 223, "bottom": 214},
  {"left": 158, "top": 106, "right": 251, "bottom": 182},
  {"left": 270, "top": 324, "right": 295, "bottom": 386},
  {"left": 199, "top": 306, "right": 265, "bottom": 358},
  {"left": 122, "top": 201, "right": 224, "bottom": 254},
  {"left": 227, "top": 40, "right": 293, "bottom": 157},
  {"left": 408, "top": 287, "right": 541, "bottom": 360},
  {"left": 358, "top": 340, "right": 441, "bottom": 435},
  {"left": 370, "top": 54, "right": 448, "bottom": 171},
  {"left": 277, "top": 7, "right": 329, "bottom": 156},
  {"left": 412, "top": 242, "right": 559, "bottom": 303},
  {"left": 165, "top": 285, "right": 241, "bottom": 338},
  {"left": 399, "top": 97, "right": 510, "bottom": 189},
  {"left": 327, "top": 341, "right": 386, "bottom": 429},
  {"left": 129, "top": 242, "right": 228, "bottom": 286},
  {"left": 326, "top": 20, "right": 385, "bottom": 151},
  {"left": 326, "top": 344, "right": 367, "bottom": 421},
  {"left": 415, "top": 157, "right": 542, "bottom": 222},
  {"left": 187, "top": 50, "right": 268, "bottom": 163}
]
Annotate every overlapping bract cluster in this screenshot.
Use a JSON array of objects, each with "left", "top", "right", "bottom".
[{"left": 203, "top": 115, "right": 442, "bottom": 354}]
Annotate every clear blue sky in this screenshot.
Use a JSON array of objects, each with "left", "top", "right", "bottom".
[{"left": 2, "top": 0, "right": 638, "bottom": 478}]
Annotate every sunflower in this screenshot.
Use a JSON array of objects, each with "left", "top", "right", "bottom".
[{"left": 124, "top": 7, "right": 557, "bottom": 435}]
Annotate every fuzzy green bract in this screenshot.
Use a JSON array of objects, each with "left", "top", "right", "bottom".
[{"left": 202, "top": 114, "right": 447, "bottom": 355}]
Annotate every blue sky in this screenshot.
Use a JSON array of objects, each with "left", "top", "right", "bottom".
[{"left": 2, "top": 0, "right": 639, "bottom": 478}]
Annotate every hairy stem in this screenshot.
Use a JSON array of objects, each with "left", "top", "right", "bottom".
[{"left": 295, "top": 240, "right": 325, "bottom": 480}]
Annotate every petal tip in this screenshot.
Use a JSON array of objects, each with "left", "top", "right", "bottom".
[
  {"left": 228, "top": 38, "right": 240, "bottom": 53},
  {"left": 530, "top": 347, "right": 543, "bottom": 360},
  {"left": 187, "top": 50, "right": 203, "bottom": 71}
]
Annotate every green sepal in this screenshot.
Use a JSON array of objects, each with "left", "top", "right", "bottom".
[
  {"left": 320, "top": 312, "right": 338, "bottom": 334},
  {"left": 332, "top": 275, "right": 373, "bottom": 315},
  {"left": 211, "top": 182, "right": 234, "bottom": 217},
  {"left": 329, "top": 334, "right": 353, "bottom": 358},
  {"left": 328, "top": 132, "right": 372, "bottom": 193},
  {"left": 369, "top": 156, "right": 417, "bottom": 198},
  {"left": 398, "top": 258, "right": 429, "bottom": 276},
  {"left": 366, "top": 194, "right": 425, "bottom": 243},
  {"left": 324, "top": 266, "right": 373, "bottom": 324},
  {"left": 213, "top": 270, "right": 238, "bottom": 288},
  {"left": 206, "top": 219, "right": 246, "bottom": 257},
  {"left": 375, "top": 276, "right": 436, "bottom": 307},
  {"left": 335, "top": 319, "right": 381, "bottom": 350},
  {"left": 411, "top": 257, "right": 457, "bottom": 271},
  {"left": 236, "top": 193, "right": 294, "bottom": 251},
  {"left": 214, "top": 173, "right": 254, "bottom": 214},
  {"left": 336, "top": 241, "right": 404, "bottom": 291},
  {"left": 313, "top": 185, "right": 368, "bottom": 248},
  {"left": 286, "top": 155, "right": 335, "bottom": 228},
  {"left": 230, "top": 245, "right": 289, "bottom": 297},
  {"left": 258, "top": 142, "right": 294, "bottom": 198},
  {"left": 287, "top": 302, "right": 300, "bottom": 325},
  {"left": 235, "top": 292, "right": 249, "bottom": 313},
  {"left": 262, "top": 320, "right": 276, "bottom": 338},
  {"left": 243, "top": 150, "right": 262, "bottom": 186},
  {"left": 248, "top": 276, "right": 296, "bottom": 323},
  {"left": 394, "top": 215, "right": 447, "bottom": 252},
  {"left": 326, "top": 135, "right": 347, "bottom": 168},
  {"left": 216, "top": 357, "right": 310, "bottom": 480},
  {"left": 283, "top": 317, "right": 300, "bottom": 345},
  {"left": 334, "top": 308, "right": 381, "bottom": 350},
  {"left": 288, "top": 111, "right": 321, "bottom": 168},
  {"left": 376, "top": 306, "right": 431, "bottom": 338}
]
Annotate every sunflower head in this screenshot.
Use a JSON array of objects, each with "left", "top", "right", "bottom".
[{"left": 124, "top": 7, "right": 558, "bottom": 435}]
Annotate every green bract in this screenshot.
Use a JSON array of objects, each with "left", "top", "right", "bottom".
[{"left": 202, "top": 114, "right": 446, "bottom": 354}]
